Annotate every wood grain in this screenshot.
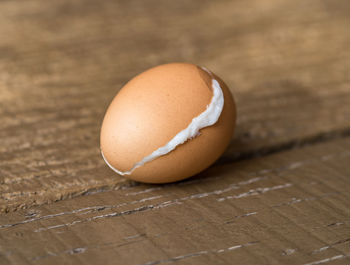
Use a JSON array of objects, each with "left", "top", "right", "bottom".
[
  {"left": 1, "top": 3, "right": 350, "bottom": 265},
  {"left": 1, "top": 137, "right": 349, "bottom": 265},
  {"left": 1, "top": 0, "right": 350, "bottom": 213}
]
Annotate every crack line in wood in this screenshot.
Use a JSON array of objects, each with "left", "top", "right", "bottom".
[
  {"left": 31, "top": 182, "right": 294, "bottom": 232},
  {"left": 0, "top": 148, "right": 347, "bottom": 229},
  {"left": 311, "top": 238, "right": 350, "bottom": 254},
  {"left": 0, "top": 191, "right": 344, "bottom": 262},
  {"left": 1, "top": 128, "right": 350, "bottom": 214},
  {"left": 304, "top": 254, "right": 349, "bottom": 265},
  {"left": 139, "top": 241, "right": 259, "bottom": 265},
  {"left": 218, "top": 127, "right": 350, "bottom": 165},
  {"left": 78, "top": 148, "right": 349, "bottom": 201}
]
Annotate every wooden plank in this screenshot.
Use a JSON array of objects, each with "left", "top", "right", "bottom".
[
  {"left": 1, "top": 0, "right": 350, "bottom": 212},
  {"left": 1, "top": 137, "right": 349, "bottom": 265}
]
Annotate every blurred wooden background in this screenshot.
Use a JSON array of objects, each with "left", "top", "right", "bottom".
[{"left": 0, "top": 0, "right": 350, "bottom": 264}]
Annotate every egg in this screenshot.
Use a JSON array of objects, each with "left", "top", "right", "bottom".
[{"left": 100, "top": 63, "right": 236, "bottom": 183}]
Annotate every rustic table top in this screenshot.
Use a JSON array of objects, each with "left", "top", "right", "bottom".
[{"left": 1, "top": 0, "right": 350, "bottom": 264}]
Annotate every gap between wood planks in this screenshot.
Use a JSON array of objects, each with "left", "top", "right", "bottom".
[
  {"left": 79, "top": 125, "right": 350, "bottom": 195},
  {"left": 3, "top": 124, "right": 348, "bottom": 215},
  {"left": 219, "top": 126, "right": 350, "bottom": 164}
]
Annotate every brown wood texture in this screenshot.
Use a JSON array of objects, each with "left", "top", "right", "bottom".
[{"left": 0, "top": 0, "right": 350, "bottom": 264}]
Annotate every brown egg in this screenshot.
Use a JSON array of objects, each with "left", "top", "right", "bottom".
[{"left": 100, "top": 63, "right": 236, "bottom": 183}]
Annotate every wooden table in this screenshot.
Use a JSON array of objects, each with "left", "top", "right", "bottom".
[{"left": 1, "top": 0, "right": 350, "bottom": 264}]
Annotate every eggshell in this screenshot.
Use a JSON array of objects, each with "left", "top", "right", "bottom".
[{"left": 100, "top": 63, "right": 236, "bottom": 183}]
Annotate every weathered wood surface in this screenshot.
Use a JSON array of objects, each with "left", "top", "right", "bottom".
[
  {"left": 1, "top": 0, "right": 350, "bottom": 264},
  {"left": 1, "top": 138, "right": 350, "bottom": 265},
  {"left": 1, "top": 0, "right": 350, "bottom": 212}
]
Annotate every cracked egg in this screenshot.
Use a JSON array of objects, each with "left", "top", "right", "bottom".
[{"left": 100, "top": 63, "right": 236, "bottom": 183}]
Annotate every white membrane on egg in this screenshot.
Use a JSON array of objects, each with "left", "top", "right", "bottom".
[{"left": 101, "top": 68, "right": 224, "bottom": 176}]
